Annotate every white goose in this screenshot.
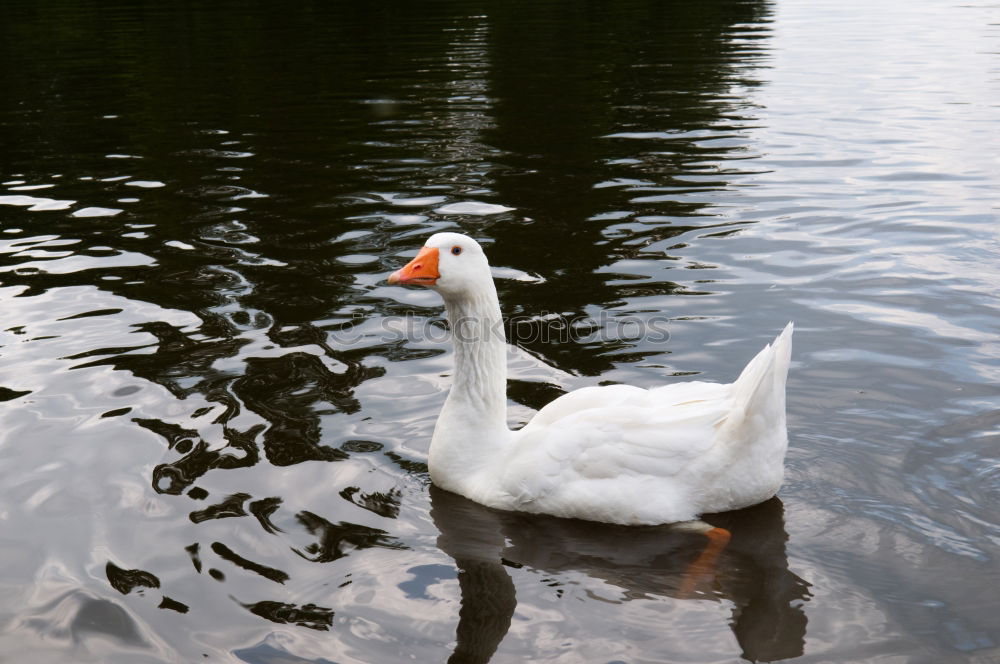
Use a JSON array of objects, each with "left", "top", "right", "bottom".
[{"left": 389, "top": 232, "right": 792, "bottom": 527}]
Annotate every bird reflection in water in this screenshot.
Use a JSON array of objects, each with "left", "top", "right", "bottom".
[{"left": 430, "top": 487, "right": 811, "bottom": 663}]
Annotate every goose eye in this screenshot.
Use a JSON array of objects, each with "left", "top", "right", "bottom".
[{"left": 451, "top": 246, "right": 462, "bottom": 255}]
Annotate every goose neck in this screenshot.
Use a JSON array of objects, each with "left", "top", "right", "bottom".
[{"left": 442, "top": 289, "right": 508, "bottom": 429}]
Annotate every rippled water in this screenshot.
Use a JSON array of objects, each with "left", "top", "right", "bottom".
[{"left": 2, "top": 0, "right": 999, "bottom": 662}]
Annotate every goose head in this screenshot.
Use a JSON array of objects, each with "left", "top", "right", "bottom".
[{"left": 388, "top": 232, "right": 493, "bottom": 300}]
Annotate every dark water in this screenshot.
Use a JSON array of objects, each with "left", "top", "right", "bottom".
[{"left": 2, "top": 0, "right": 999, "bottom": 662}]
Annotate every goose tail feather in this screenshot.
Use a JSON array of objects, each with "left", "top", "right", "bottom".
[{"left": 724, "top": 322, "right": 793, "bottom": 442}]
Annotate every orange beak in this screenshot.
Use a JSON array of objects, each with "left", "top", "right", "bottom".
[{"left": 388, "top": 246, "right": 440, "bottom": 286}]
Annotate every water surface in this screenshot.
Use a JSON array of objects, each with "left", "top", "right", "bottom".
[{"left": 1, "top": 0, "right": 999, "bottom": 662}]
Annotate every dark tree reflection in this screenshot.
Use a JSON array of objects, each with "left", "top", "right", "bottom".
[{"left": 292, "top": 511, "right": 407, "bottom": 564}]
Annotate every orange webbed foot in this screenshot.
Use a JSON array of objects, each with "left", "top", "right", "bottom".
[{"left": 678, "top": 526, "right": 731, "bottom": 598}]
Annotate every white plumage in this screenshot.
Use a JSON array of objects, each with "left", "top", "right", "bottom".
[{"left": 389, "top": 232, "right": 793, "bottom": 526}]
